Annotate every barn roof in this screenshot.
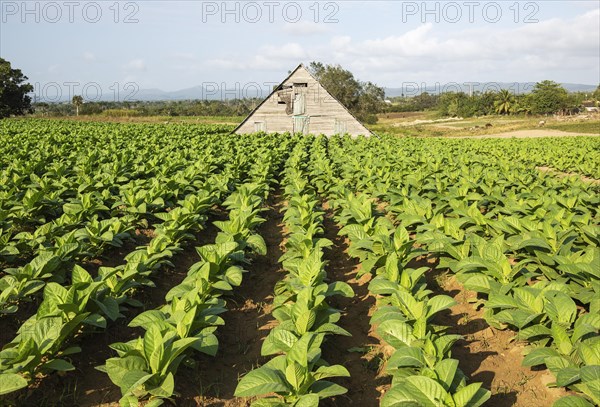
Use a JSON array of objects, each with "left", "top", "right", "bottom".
[{"left": 232, "top": 63, "right": 374, "bottom": 136}]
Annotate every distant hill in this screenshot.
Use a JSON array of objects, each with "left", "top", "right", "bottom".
[{"left": 130, "top": 85, "right": 265, "bottom": 101}]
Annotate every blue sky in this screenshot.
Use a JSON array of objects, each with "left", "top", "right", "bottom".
[{"left": 1, "top": 1, "right": 599, "bottom": 100}]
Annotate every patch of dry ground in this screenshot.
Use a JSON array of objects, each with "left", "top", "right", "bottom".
[
  {"left": 321, "top": 209, "right": 388, "bottom": 406},
  {"left": 454, "top": 129, "right": 599, "bottom": 138},
  {"left": 179, "top": 192, "right": 287, "bottom": 407},
  {"left": 430, "top": 272, "right": 568, "bottom": 407},
  {"left": 537, "top": 166, "right": 600, "bottom": 184}
]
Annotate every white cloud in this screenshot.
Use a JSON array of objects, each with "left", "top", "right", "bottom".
[
  {"left": 330, "top": 36, "right": 351, "bottom": 48},
  {"left": 82, "top": 51, "right": 96, "bottom": 62},
  {"left": 151, "top": 7, "right": 600, "bottom": 88},
  {"left": 205, "top": 42, "right": 309, "bottom": 71},
  {"left": 318, "top": 9, "right": 599, "bottom": 83},
  {"left": 283, "top": 21, "right": 331, "bottom": 36},
  {"left": 171, "top": 52, "right": 198, "bottom": 62},
  {"left": 262, "top": 42, "right": 307, "bottom": 59},
  {"left": 124, "top": 58, "right": 146, "bottom": 71}
]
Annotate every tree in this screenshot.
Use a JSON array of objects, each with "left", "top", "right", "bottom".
[
  {"left": 592, "top": 85, "right": 600, "bottom": 102},
  {"left": 72, "top": 95, "right": 83, "bottom": 116},
  {"left": 529, "top": 80, "right": 568, "bottom": 115},
  {"left": 0, "top": 58, "right": 34, "bottom": 118},
  {"left": 357, "top": 81, "right": 385, "bottom": 123},
  {"left": 308, "top": 61, "right": 385, "bottom": 124},
  {"left": 494, "top": 89, "right": 515, "bottom": 115},
  {"left": 412, "top": 92, "right": 438, "bottom": 110}
]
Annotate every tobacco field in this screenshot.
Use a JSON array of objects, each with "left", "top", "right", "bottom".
[{"left": 0, "top": 119, "right": 598, "bottom": 407}]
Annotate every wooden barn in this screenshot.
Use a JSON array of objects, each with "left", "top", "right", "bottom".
[{"left": 233, "top": 64, "right": 372, "bottom": 137}]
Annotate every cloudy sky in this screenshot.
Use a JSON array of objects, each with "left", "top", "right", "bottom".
[{"left": 1, "top": 1, "right": 599, "bottom": 99}]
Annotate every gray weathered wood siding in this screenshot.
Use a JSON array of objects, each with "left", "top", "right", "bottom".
[{"left": 234, "top": 65, "right": 372, "bottom": 137}]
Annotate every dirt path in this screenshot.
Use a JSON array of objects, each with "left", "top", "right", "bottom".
[
  {"left": 452, "top": 129, "right": 599, "bottom": 138},
  {"left": 428, "top": 270, "right": 568, "bottom": 407},
  {"left": 177, "top": 192, "right": 287, "bottom": 407},
  {"left": 320, "top": 207, "right": 388, "bottom": 407}
]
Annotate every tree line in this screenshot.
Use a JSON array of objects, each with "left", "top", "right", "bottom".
[
  {"left": 388, "top": 81, "right": 600, "bottom": 117},
  {"left": 33, "top": 99, "right": 261, "bottom": 118}
]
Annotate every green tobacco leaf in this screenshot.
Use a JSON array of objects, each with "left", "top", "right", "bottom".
[
  {"left": 224, "top": 265, "right": 244, "bottom": 286},
  {"left": 84, "top": 313, "right": 107, "bottom": 328},
  {"left": 552, "top": 396, "right": 595, "bottom": 407},
  {"left": 545, "top": 291, "right": 577, "bottom": 325},
  {"left": 235, "top": 367, "right": 290, "bottom": 397},
  {"left": 453, "top": 382, "right": 490, "bottom": 407},
  {"left": 93, "top": 297, "right": 121, "bottom": 321},
  {"left": 247, "top": 234, "right": 267, "bottom": 256},
  {"left": 377, "top": 319, "right": 414, "bottom": 348},
  {"left": 386, "top": 347, "right": 425, "bottom": 370},
  {"left": 294, "top": 310, "right": 316, "bottom": 335},
  {"left": 326, "top": 281, "right": 354, "bottom": 298},
  {"left": 148, "top": 372, "right": 175, "bottom": 398},
  {"left": 427, "top": 295, "right": 456, "bottom": 318},
  {"left": 119, "top": 394, "right": 141, "bottom": 407},
  {"left": 145, "top": 399, "right": 165, "bottom": 407},
  {"left": 369, "top": 278, "right": 401, "bottom": 295},
  {"left": 105, "top": 355, "right": 148, "bottom": 388},
  {"left": 294, "top": 393, "right": 319, "bottom": 407},
  {"left": 192, "top": 332, "right": 219, "bottom": 356},
  {"left": 556, "top": 367, "right": 580, "bottom": 387},
  {"left": 309, "top": 380, "right": 347, "bottom": 398},
  {"left": 380, "top": 385, "right": 422, "bottom": 407},
  {"left": 403, "top": 376, "right": 448, "bottom": 407},
  {"left": 578, "top": 343, "right": 600, "bottom": 366},
  {"left": 314, "top": 323, "right": 351, "bottom": 336},
  {"left": 285, "top": 361, "right": 306, "bottom": 391},
  {"left": 262, "top": 329, "right": 298, "bottom": 356},
  {"left": 313, "top": 365, "right": 350, "bottom": 380},
  {"left": 579, "top": 365, "right": 600, "bottom": 383},
  {"left": 44, "top": 359, "right": 75, "bottom": 372},
  {"left": 0, "top": 373, "right": 28, "bottom": 395},
  {"left": 433, "top": 358, "right": 460, "bottom": 392},
  {"left": 523, "top": 347, "right": 561, "bottom": 367},
  {"left": 129, "top": 310, "right": 167, "bottom": 327}
]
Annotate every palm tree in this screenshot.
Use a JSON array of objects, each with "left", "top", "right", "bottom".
[
  {"left": 72, "top": 95, "right": 83, "bottom": 116},
  {"left": 494, "top": 89, "right": 515, "bottom": 115}
]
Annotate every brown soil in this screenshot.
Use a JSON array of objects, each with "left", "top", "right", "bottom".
[
  {"left": 536, "top": 166, "right": 600, "bottom": 185},
  {"left": 175, "top": 192, "right": 287, "bottom": 407},
  {"left": 456, "top": 129, "right": 599, "bottom": 139},
  {"left": 428, "top": 270, "right": 568, "bottom": 407},
  {"left": 0, "top": 298, "right": 41, "bottom": 349},
  {"left": 378, "top": 112, "right": 426, "bottom": 120},
  {"left": 320, "top": 209, "right": 388, "bottom": 407}
]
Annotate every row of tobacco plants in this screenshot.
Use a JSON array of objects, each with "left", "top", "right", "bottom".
[
  {"left": 307, "top": 136, "right": 492, "bottom": 406},
  {"left": 0, "top": 119, "right": 291, "bottom": 403},
  {"left": 235, "top": 138, "right": 355, "bottom": 406},
  {"left": 324, "top": 134, "right": 599, "bottom": 407}
]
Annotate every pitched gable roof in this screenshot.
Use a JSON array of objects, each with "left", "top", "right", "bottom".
[{"left": 233, "top": 63, "right": 373, "bottom": 137}]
